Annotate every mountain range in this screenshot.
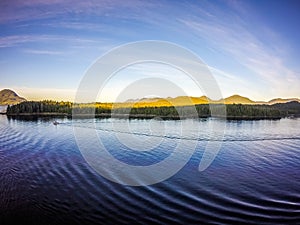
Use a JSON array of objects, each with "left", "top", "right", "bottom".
[
  {"left": 126, "top": 94, "right": 300, "bottom": 106},
  {"left": 0, "top": 88, "right": 299, "bottom": 106}
]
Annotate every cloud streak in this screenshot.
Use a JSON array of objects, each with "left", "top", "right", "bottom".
[
  {"left": 178, "top": 1, "right": 299, "bottom": 97},
  {"left": 22, "top": 49, "right": 66, "bottom": 55},
  {"left": 0, "top": 0, "right": 157, "bottom": 24}
]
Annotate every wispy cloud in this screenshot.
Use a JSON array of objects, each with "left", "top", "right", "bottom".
[
  {"left": 0, "top": 0, "right": 157, "bottom": 24},
  {"left": 179, "top": 1, "right": 299, "bottom": 97},
  {"left": 0, "top": 34, "right": 117, "bottom": 53},
  {"left": 0, "top": 35, "right": 33, "bottom": 48},
  {"left": 0, "top": 34, "right": 108, "bottom": 44},
  {"left": 22, "top": 49, "right": 66, "bottom": 55}
]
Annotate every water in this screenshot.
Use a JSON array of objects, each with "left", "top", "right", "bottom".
[
  {"left": 0, "top": 105, "right": 6, "bottom": 113},
  {"left": 0, "top": 115, "right": 300, "bottom": 224}
]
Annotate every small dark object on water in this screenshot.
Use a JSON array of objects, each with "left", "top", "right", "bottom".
[{"left": 53, "top": 121, "right": 59, "bottom": 125}]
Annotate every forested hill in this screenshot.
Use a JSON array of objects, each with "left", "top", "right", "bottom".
[
  {"left": 6, "top": 100, "right": 300, "bottom": 119},
  {"left": 272, "top": 101, "right": 300, "bottom": 117}
]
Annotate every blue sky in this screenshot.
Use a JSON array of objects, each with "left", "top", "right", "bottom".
[{"left": 1, "top": 0, "right": 299, "bottom": 102}]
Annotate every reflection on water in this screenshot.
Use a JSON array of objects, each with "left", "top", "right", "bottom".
[
  {"left": 0, "top": 115, "right": 300, "bottom": 224},
  {"left": 0, "top": 105, "right": 7, "bottom": 113}
]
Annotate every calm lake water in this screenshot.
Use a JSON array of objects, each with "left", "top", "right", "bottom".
[{"left": 0, "top": 115, "right": 300, "bottom": 224}]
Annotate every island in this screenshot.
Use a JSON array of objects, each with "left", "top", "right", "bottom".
[
  {"left": 4, "top": 98, "right": 300, "bottom": 120},
  {"left": 2, "top": 89, "right": 299, "bottom": 120}
]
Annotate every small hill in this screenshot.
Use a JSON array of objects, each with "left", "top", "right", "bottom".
[
  {"left": 124, "top": 96, "right": 211, "bottom": 107},
  {"left": 139, "top": 97, "right": 164, "bottom": 103},
  {"left": 167, "top": 96, "right": 210, "bottom": 105},
  {"left": 224, "top": 95, "right": 254, "bottom": 104},
  {"left": 0, "top": 89, "right": 26, "bottom": 105}
]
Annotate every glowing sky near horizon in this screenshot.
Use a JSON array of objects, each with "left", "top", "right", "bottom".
[{"left": 1, "top": 0, "right": 300, "bottom": 102}]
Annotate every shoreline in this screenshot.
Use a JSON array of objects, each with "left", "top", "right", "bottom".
[{"left": 5, "top": 113, "right": 284, "bottom": 120}]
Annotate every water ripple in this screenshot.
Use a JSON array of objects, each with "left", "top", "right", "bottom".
[{"left": 1, "top": 116, "right": 299, "bottom": 224}]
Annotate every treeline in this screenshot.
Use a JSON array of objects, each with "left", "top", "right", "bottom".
[
  {"left": 272, "top": 101, "right": 300, "bottom": 117},
  {"left": 6, "top": 100, "right": 291, "bottom": 119},
  {"left": 114, "top": 104, "right": 282, "bottom": 119},
  {"left": 7, "top": 101, "right": 73, "bottom": 114},
  {"left": 226, "top": 104, "right": 281, "bottom": 119}
]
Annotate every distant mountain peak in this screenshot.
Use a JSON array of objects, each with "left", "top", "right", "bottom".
[
  {"left": 0, "top": 89, "right": 26, "bottom": 105},
  {"left": 224, "top": 95, "right": 254, "bottom": 104},
  {"left": 268, "top": 98, "right": 300, "bottom": 104}
]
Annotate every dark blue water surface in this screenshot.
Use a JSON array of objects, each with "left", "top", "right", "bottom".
[{"left": 0, "top": 115, "right": 299, "bottom": 224}]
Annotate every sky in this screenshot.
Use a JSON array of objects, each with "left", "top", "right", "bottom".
[{"left": 1, "top": 0, "right": 300, "bottom": 102}]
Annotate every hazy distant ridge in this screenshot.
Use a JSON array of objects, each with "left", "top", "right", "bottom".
[{"left": 126, "top": 94, "right": 300, "bottom": 106}]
